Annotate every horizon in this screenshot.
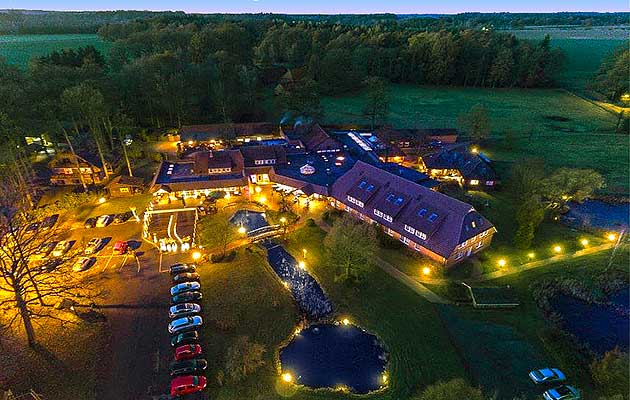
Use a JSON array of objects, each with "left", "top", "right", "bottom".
[{"left": 1, "top": 0, "right": 628, "bottom": 14}]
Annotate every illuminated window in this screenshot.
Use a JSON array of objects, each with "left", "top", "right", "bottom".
[
  {"left": 470, "top": 179, "right": 479, "bottom": 185},
  {"left": 428, "top": 213, "right": 438, "bottom": 222}
]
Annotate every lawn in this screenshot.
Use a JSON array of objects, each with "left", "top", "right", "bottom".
[
  {"left": 0, "top": 34, "right": 110, "bottom": 67},
  {"left": 432, "top": 245, "right": 630, "bottom": 399},
  {"left": 322, "top": 84, "right": 628, "bottom": 192}
]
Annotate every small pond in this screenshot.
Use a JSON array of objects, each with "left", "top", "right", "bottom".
[
  {"left": 229, "top": 210, "right": 269, "bottom": 233},
  {"left": 562, "top": 200, "right": 629, "bottom": 231},
  {"left": 552, "top": 290, "right": 629, "bottom": 355},
  {"left": 280, "top": 323, "right": 388, "bottom": 394}
]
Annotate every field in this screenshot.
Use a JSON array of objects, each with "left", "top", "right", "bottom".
[
  {"left": 0, "top": 34, "right": 109, "bottom": 67},
  {"left": 322, "top": 85, "right": 628, "bottom": 192}
]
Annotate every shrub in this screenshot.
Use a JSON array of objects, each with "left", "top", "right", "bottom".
[
  {"left": 412, "top": 378, "right": 484, "bottom": 400},
  {"left": 306, "top": 218, "right": 316, "bottom": 227},
  {"left": 591, "top": 349, "right": 629, "bottom": 398},
  {"left": 224, "top": 336, "right": 266, "bottom": 383}
]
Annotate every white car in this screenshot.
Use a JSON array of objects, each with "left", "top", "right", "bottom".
[
  {"left": 529, "top": 368, "right": 566, "bottom": 384},
  {"left": 170, "top": 282, "right": 201, "bottom": 296},
  {"left": 95, "top": 215, "right": 112, "bottom": 228},
  {"left": 84, "top": 238, "right": 103, "bottom": 255},
  {"left": 73, "top": 257, "right": 95, "bottom": 272},
  {"left": 169, "top": 303, "right": 201, "bottom": 319},
  {"left": 168, "top": 316, "right": 203, "bottom": 334},
  {"left": 52, "top": 240, "right": 73, "bottom": 257}
]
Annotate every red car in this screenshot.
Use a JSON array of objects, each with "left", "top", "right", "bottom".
[
  {"left": 170, "top": 375, "right": 207, "bottom": 396},
  {"left": 175, "top": 344, "right": 202, "bottom": 361},
  {"left": 113, "top": 240, "right": 129, "bottom": 255}
]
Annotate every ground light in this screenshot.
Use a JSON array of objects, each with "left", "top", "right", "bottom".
[
  {"left": 191, "top": 251, "right": 202, "bottom": 261},
  {"left": 471, "top": 147, "right": 479, "bottom": 154},
  {"left": 281, "top": 373, "right": 293, "bottom": 383},
  {"left": 279, "top": 217, "right": 287, "bottom": 224},
  {"left": 580, "top": 238, "right": 589, "bottom": 246},
  {"left": 527, "top": 252, "right": 535, "bottom": 259},
  {"left": 382, "top": 372, "right": 388, "bottom": 384},
  {"left": 238, "top": 226, "right": 246, "bottom": 234},
  {"left": 607, "top": 233, "right": 617, "bottom": 242},
  {"left": 298, "top": 261, "right": 306, "bottom": 270},
  {"left": 553, "top": 245, "right": 562, "bottom": 254},
  {"left": 98, "top": 197, "right": 106, "bottom": 204},
  {"left": 422, "top": 266, "right": 431, "bottom": 276},
  {"left": 497, "top": 259, "right": 506, "bottom": 267},
  {"left": 259, "top": 196, "right": 267, "bottom": 204},
  {"left": 341, "top": 318, "right": 350, "bottom": 326},
  {"left": 255, "top": 186, "right": 262, "bottom": 193}
]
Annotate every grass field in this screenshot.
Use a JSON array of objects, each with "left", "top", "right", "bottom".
[
  {"left": 322, "top": 85, "right": 628, "bottom": 192},
  {"left": 0, "top": 34, "right": 109, "bottom": 67}
]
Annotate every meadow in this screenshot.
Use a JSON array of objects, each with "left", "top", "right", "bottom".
[{"left": 0, "top": 34, "right": 109, "bottom": 67}]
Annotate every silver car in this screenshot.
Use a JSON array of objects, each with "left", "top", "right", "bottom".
[
  {"left": 168, "top": 316, "right": 203, "bottom": 334},
  {"left": 529, "top": 368, "right": 566, "bottom": 384},
  {"left": 170, "top": 281, "right": 201, "bottom": 296},
  {"left": 169, "top": 303, "right": 201, "bottom": 319}
]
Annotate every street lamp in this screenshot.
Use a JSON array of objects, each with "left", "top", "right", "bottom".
[
  {"left": 580, "top": 238, "right": 589, "bottom": 246},
  {"left": 238, "top": 226, "right": 246, "bottom": 234},
  {"left": 607, "top": 233, "right": 617, "bottom": 242},
  {"left": 281, "top": 373, "right": 293, "bottom": 383},
  {"left": 527, "top": 252, "right": 535, "bottom": 260},
  {"left": 192, "top": 250, "right": 202, "bottom": 261},
  {"left": 298, "top": 261, "right": 306, "bottom": 270},
  {"left": 553, "top": 245, "right": 562, "bottom": 254},
  {"left": 98, "top": 197, "right": 106, "bottom": 204},
  {"left": 302, "top": 248, "right": 307, "bottom": 260},
  {"left": 422, "top": 266, "right": 431, "bottom": 276},
  {"left": 497, "top": 258, "right": 506, "bottom": 267}
]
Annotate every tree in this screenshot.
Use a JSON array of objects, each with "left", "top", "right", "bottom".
[
  {"left": 412, "top": 378, "right": 484, "bottom": 400},
  {"left": 540, "top": 168, "right": 605, "bottom": 208},
  {"left": 489, "top": 47, "right": 514, "bottom": 87},
  {"left": 513, "top": 197, "right": 545, "bottom": 249},
  {"left": 362, "top": 76, "right": 389, "bottom": 129},
  {"left": 323, "top": 214, "right": 377, "bottom": 282},
  {"left": 591, "top": 349, "right": 629, "bottom": 399},
  {"left": 198, "top": 213, "right": 236, "bottom": 257},
  {"left": 508, "top": 161, "right": 546, "bottom": 249},
  {"left": 593, "top": 47, "right": 629, "bottom": 101},
  {"left": 0, "top": 187, "right": 99, "bottom": 347},
  {"left": 458, "top": 104, "right": 491, "bottom": 143},
  {"left": 224, "top": 335, "right": 266, "bottom": 383},
  {"left": 278, "top": 78, "right": 322, "bottom": 119}
]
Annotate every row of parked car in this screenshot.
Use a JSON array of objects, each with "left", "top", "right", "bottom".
[
  {"left": 84, "top": 211, "right": 133, "bottom": 229},
  {"left": 166, "top": 263, "right": 207, "bottom": 397},
  {"left": 529, "top": 368, "right": 581, "bottom": 400}
]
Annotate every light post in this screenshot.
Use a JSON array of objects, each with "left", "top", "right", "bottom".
[
  {"left": 280, "top": 217, "right": 287, "bottom": 238},
  {"left": 302, "top": 248, "right": 307, "bottom": 260}
]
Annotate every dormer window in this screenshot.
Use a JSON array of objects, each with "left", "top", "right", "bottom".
[
  {"left": 358, "top": 180, "right": 367, "bottom": 189},
  {"left": 417, "top": 208, "right": 428, "bottom": 217},
  {"left": 428, "top": 213, "right": 438, "bottom": 222}
]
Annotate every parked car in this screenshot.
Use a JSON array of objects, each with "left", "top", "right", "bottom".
[
  {"left": 73, "top": 257, "right": 96, "bottom": 272},
  {"left": 84, "top": 217, "right": 97, "bottom": 229},
  {"left": 169, "top": 263, "right": 196, "bottom": 275},
  {"left": 169, "top": 303, "right": 201, "bottom": 319},
  {"left": 40, "top": 258, "right": 62, "bottom": 272},
  {"left": 26, "top": 222, "right": 39, "bottom": 234},
  {"left": 168, "top": 316, "right": 203, "bottom": 334},
  {"left": 113, "top": 211, "right": 133, "bottom": 224},
  {"left": 171, "top": 291, "right": 202, "bottom": 305},
  {"left": 529, "top": 368, "right": 566, "bottom": 384},
  {"left": 174, "top": 344, "right": 202, "bottom": 361},
  {"left": 171, "top": 331, "right": 199, "bottom": 347},
  {"left": 52, "top": 240, "right": 73, "bottom": 257},
  {"left": 40, "top": 214, "right": 59, "bottom": 231},
  {"left": 543, "top": 386, "right": 580, "bottom": 400},
  {"left": 34, "top": 241, "right": 57, "bottom": 259},
  {"left": 113, "top": 241, "right": 128, "bottom": 255},
  {"left": 170, "top": 375, "right": 206, "bottom": 397},
  {"left": 170, "top": 359, "right": 208, "bottom": 377},
  {"left": 84, "top": 238, "right": 103, "bottom": 255},
  {"left": 95, "top": 215, "right": 112, "bottom": 228},
  {"left": 170, "top": 282, "right": 201, "bottom": 296},
  {"left": 172, "top": 272, "right": 200, "bottom": 284}
]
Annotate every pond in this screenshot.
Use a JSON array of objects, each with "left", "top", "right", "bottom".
[
  {"left": 280, "top": 323, "right": 388, "bottom": 394},
  {"left": 229, "top": 209, "right": 269, "bottom": 233},
  {"left": 562, "top": 200, "right": 629, "bottom": 231},
  {"left": 552, "top": 290, "right": 629, "bottom": 355}
]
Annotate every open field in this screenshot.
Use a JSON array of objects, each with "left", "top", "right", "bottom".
[
  {"left": 322, "top": 85, "right": 628, "bottom": 192},
  {"left": 0, "top": 34, "right": 109, "bottom": 67}
]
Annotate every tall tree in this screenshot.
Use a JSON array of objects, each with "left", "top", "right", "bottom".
[
  {"left": 540, "top": 168, "right": 605, "bottom": 208},
  {"left": 458, "top": 104, "right": 491, "bottom": 143},
  {"left": 362, "top": 76, "right": 389, "bottom": 129},
  {"left": 323, "top": 214, "right": 377, "bottom": 282}
]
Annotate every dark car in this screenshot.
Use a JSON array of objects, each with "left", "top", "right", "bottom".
[
  {"left": 169, "top": 264, "right": 196, "bottom": 276},
  {"left": 172, "top": 272, "right": 200, "bottom": 284},
  {"left": 84, "top": 217, "right": 97, "bottom": 229},
  {"left": 40, "top": 214, "right": 59, "bottom": 231},
  {"left": 40, "top": 258, "right": 62, "bottom": 272},
  {"left": 113, "top": 211, "right": 133, "bottom": 224},
  {"left": 171, "top": 331, "right": 199, "bottom": 347},
  {"left": 170, "top": 359, "right": 208, "bottom": 377},
  {"left": 171, "top": 291, "right": 202, "bottom": 305}
]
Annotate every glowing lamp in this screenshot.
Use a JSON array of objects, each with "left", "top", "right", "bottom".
[
  {"left": 553, "top": 245, "right": 562, "bottom": 254},
  {"left": 192, "top": 251, "right": 202, "bottom": 261},
  {"left": 422, "top": 266, "right": 431, "bottom": 276},
  {"left": 580, "top": 239, "right": 589, "bottom": 246},
  {"left": 607, "top": 233, "right": 617, "bottom": 242},
  {"left": 255, "top": 186, "right": 262, "bottom": 193},
  {"left": 527, "top": 252, "right": 535, "bottom": 259},
  {"left": 279, "top": 217, "right": 287, "bottom": 224},
  {"left": 471, "top": 147, "right": 479, "bottom": 154},
  {"left": 238, "top": 226, "right": 246, "bottom": 234},
  {"left": 342, "top": 318, "right": 350, "bottom": 326},
  {"left": 298, "top": 261, "right": 306, "bottom": 270},
  {"left": 497, "top": 259, "right": 506, "bottom": 267},
  {"left": 98, "top": 197, "right": 106, "bottom": 204},
  {"left": 259, "top": 196, "right": 266, "bottom": 204},
  {"left": 281, "top": 373, "right": 292, "bottom": 383}
]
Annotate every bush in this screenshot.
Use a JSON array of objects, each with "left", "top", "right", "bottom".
[
  {"left": 224, "top": 336, "right": 266, "bottom": 383},
  {"left": 306, "top": 218, "right": 316, "bottom": 227},
  {"left": 210, "top": 250, "right": 237, "bottom": 263},
  {"left": 591, "top": 349, "right": 629, "bottom": 398},
  {"left": 412, "top": 378, "right": 484, "bottom": 400}
]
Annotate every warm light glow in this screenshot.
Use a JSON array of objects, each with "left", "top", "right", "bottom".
[
  {"left": 422, "top": 266, "right": 431, "bottom": 276},
  {"left": 382, "top": 372, "right": 388, "bottom": 384},
  {"left": 255, "top": 186, "right": 262, "bottom": 193},
  {"left": 279, "top": 217, "right": 287, "bottom": 224},
  {"left": 98, "top": 197, "right": 106, "bottom": 204},
  {"left": 580, "top": 239, "right": 589, "bottom": 246},
  {"left": 281, "top": 373, "right": 293, "bottom": 383},
  {"left": 497, "top": 259, "right": 506, "bottom": 267},
  {"left": 527, "top": 252, "right": 535, "bottom": 259},
  {"left": 341, "top": 318, "right": 350, "bottom": 326},
  {"left": 238, "top": 226, "right": 246, "bottom": 234},
  {"left": 561, "top": 195, "right": 569, "bottom": 201},
  {"left": 298, "top": 261, "right": 306, "bottom": 270},
  {"left": 553, "top": 245, "right": 562, "bottom": 254},
  {"left": 188, "top": 140, "right": 194, "bottom": 145},
  {"left": 470, "top": 179, "right": 479, "bottom": 185},
  {"left": 224, "top": 192, "right": 231, "bottom": 199},
  {"left": 607, "top": 233, "right": 617, "bottom": 242},
  {"left": 471, "top": 147, "right": 479, "bottom": 154},
  {"left": 192, "top": 251, "right": 202, "bottom": 260},
  {"left": 621, "top": 93, "right": 630, "bottom": 101},
  {"left": 294, "top": 327, "right": 301, "bottom": 336},
  {"left": 259, "top": 196, "right": 266, "bottom": 204}
]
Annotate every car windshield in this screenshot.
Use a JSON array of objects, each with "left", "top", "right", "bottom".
[{"left": 556, "top": 387, "right": 571, "bottom": 396}]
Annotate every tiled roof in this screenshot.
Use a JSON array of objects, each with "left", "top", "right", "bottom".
[
  {"left": 422, "top": 144, "right": 498, "bottom": 181},
  {"left": 240, "top": 145, "right": 287, "bottom": 167},
  {"left": 179, "top": 123, "right": 275, "bottom": 141},
  {"left": 331, "top": 161, "right": 494, "bottom": 258}
]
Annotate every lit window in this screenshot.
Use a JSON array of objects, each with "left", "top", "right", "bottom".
[
  {"left": 400, "top": 236, "right": 410, "bottom": 245},
  {"left": 417, "top": 208, "right": 428, "bottom": 217},
  {"left": 428, "top": 213, "right": 438, "bottom": 222},
  {"left": 395, "top": 197, "right": 404, "bottom": 205},
  {"left": 366, "top": 184, "right": 375, "bottom": 192},
  {"left": 386, "top": 193, "right": 396, "bottom": 202},
  {"left": 470, "top": 179, "right": 479, "bottom": 185},
  {"left": 358, "top": 180, "right": 367, "bottom": 189}
]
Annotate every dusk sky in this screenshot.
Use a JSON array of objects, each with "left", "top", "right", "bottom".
[{"left": 4, "top": 0, "right": 628, "bottom": 13}]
